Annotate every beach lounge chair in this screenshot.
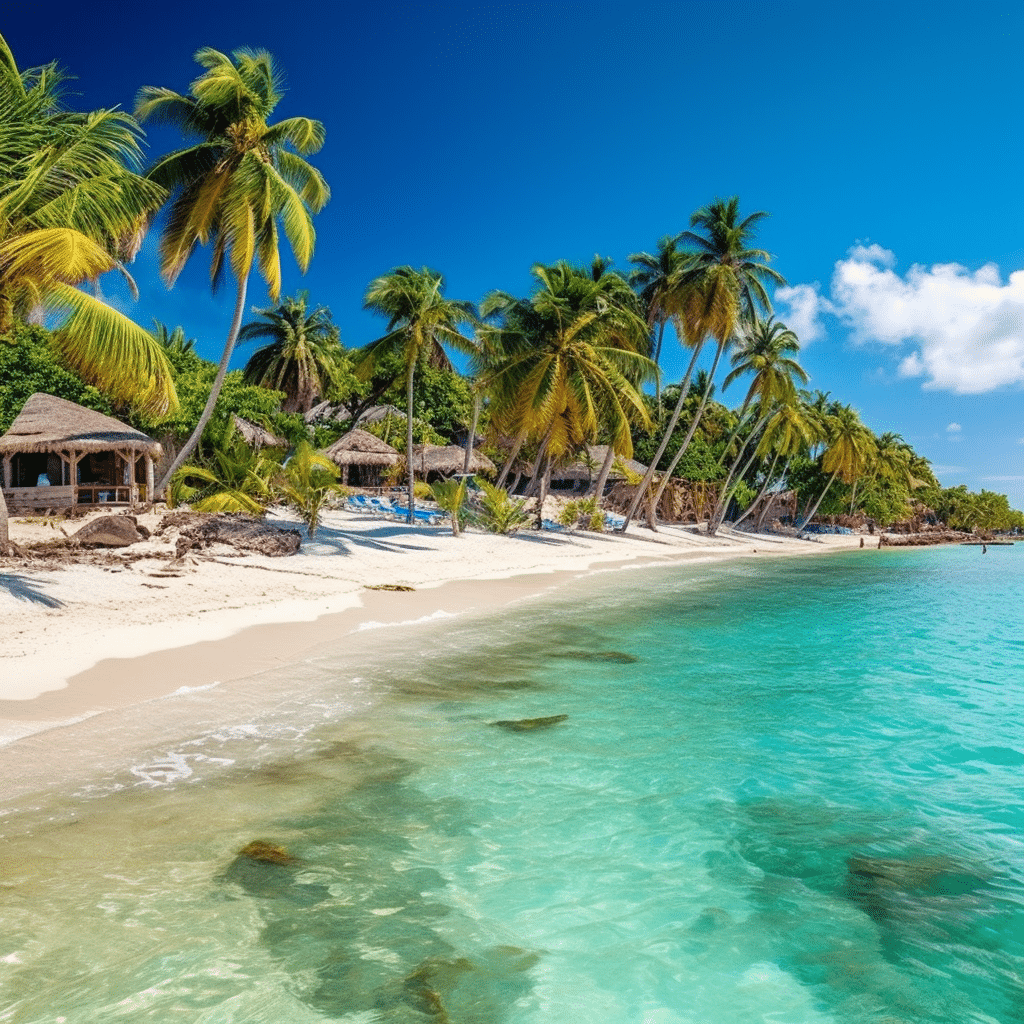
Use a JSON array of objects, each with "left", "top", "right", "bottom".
[
  {"left": 541, "top": 518, "right": 567, "bottom": 532},
  {"left": 604, "top": 511, "right": 627, "bottom": 530}
]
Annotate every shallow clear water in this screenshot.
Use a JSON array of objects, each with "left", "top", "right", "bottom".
[{"left": 1, "top": 546, "right": 1022, "bottom": 1023}]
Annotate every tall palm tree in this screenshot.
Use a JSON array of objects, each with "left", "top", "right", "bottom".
[
  {"left": 152, "top": 321, "right": 196, "bottom": 354},
  {"left": 628, "top": 236, "right": 688, "bottom": 370},
  {"left": 0, "top": 33, "right": 177, "bottom": 417},
  {"left": 355, "top": 266, "right": 477, "bottom": 523},
  {"left": 800, "top": 403, "right": 876, "bottom": 526},
  {"left": 0, "top": 34, "right": 178, "bottom": 552},
  {"left": 137, "top": 46, "right": 329, "bottom": 494},
  {"left": 239, "top": 292, "right": 345, "bottom": 413},
  {"left": 482, "top": 262, "right": 655, "bottom": 509},
  {"left": 624, "top": 197, "right": 785, "bottom": 530},
  {"left": 718, "top": 315, "right": 806, "bottom": 459}
]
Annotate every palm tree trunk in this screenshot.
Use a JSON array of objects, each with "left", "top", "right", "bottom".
[
  {"left": 801, "top": 470, "right": 840, "bottom": 528},
  {"left": 589, "top": 445, "right": 616, "bottom": 499},
  {"left": 155, "top": 272, "right": 250, "bottom": 496},
  {"left": 405, "top": 359, "right": 415, "bottom": 524},
  {"left": 0, "top": 488, "right": 9, "bottom": 555},
  {"left": 733, "top": 451, "right": 782, "bottom": 530},
  {"left": 620, "top": 341, "right": 704, "bottom": 530},
  {"left": 463, "top": 391, "right": 481, "bottom": 474},
  {"left": 524, "top": 422, "right": 556, "bottom": 498},
  {"left": 755, "top": 458, "right": 791, "bottom": 532},
  {"left": 648, "top": 337, "right": 729, "bottom": 523},
  {"left": 706, "top": 407, "right": 775, "bottom": 535},
  {"left": 495, "top": 429, "right": 526, "bottom": 491}
]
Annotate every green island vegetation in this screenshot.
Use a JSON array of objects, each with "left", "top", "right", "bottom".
[{"left": 1, "top": 32, "right": 1021, "bottom": 549}]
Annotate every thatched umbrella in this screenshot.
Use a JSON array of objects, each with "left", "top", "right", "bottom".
[
  {"left": 323, "top": 428, "right": 400, "bottom": 485},
  {"left": 409, "top": 444, "right": 496, "bottom": 480},
  {"left": 0, "top": 392, "right": 162, "bottom": 512},
  {"left": 231, "top": 414, "right": 288, "bottom": 448}
]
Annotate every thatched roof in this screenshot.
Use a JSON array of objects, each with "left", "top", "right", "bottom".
[
  {"left": 323, "top": 428, "right": 400, "bottom": 467},
  {"left": 0, "top": 393, "right": 162, "bottom": 456},
  {"left": 552, "top": 445, "right": 647, "bottom": 483},
  {"left": 231, "top": 414, "right": 288, "bottom": 448},
  {"left": 409, "top": 444, "right": 496, "bottom": 476}
]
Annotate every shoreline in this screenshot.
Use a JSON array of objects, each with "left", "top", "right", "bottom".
[{"left": 0, "top": 507, "right": 869, "bottom": 801}]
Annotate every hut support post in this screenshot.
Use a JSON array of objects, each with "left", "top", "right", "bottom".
[
  {"left": 145, "top": 455, "right": 154, "bottom": 504},
  {"left": 2, "top": 454, "right": 10, "bottom": 489}
]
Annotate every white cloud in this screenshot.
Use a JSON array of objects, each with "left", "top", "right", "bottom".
[
  {"left": 782, "top": 245, "right": 1024, "bottom": 394},
  {"left": 946, "top": 422, "right": 962, "bottom": 432},
  {"left": 774, "top": 283, "right": 831, "bottom": 345}
]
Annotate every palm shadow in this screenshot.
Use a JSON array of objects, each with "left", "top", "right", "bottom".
[{"left": 0, "top": 574, "right": 64, "bottom": 608}]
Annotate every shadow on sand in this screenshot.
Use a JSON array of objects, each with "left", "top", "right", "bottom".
[{"left": 0, "top": 574, "right": 64, "bottom": 608}]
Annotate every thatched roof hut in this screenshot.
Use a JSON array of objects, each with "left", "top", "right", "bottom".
[
  {"left": 231, "top": 415, "right": 288, "bottom": 449},
  {"left": 0, "top": 393, "right": 162, "bottom": 513},
  {"left": 323, "top": 428, "right": 400, "bottom": 485},
  {"left": 408, "top": 444, "right": 496, "bottom": 480},
  {"left": 551, "top": 446, "right": 648, "bottom": 487}
]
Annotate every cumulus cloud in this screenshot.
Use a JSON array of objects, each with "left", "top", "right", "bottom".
[
  {"left": 773, "top": 283, "right": 831, "bottom": 345},
  {"left": 779, "top": 245, "right": 1024, "bottom": 394},
  {"left": 946, "top": 422, "right": 962, "bottom": 432}
]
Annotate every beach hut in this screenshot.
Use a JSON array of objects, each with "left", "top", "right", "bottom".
[
  {"left": 0, "top": 393, "right": 162, "bottom": 513},
  {"left": 550, "top": 446, "right": 648, "bottom": 493},
  {"left": 408, "top": 444, "right": 496, "bottom": 482},
  {"left": 323, "top": 428, "right": 400, "bottom": 485},
  {"left": 231, "top": 414, "right": 288, "bottom": 449}
]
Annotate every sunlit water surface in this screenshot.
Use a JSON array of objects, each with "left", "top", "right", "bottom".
[{"left": 1, "top": 545, "right": 1022, "bottom": 1023}]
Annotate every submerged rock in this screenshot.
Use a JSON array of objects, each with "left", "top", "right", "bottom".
[
  {"left": 237, "top": 840, "right": 298, "bottom": 866},
  {"left": 558, "top": 650, "right": 638, "bottom": 664},
  {"left": 493, "top": 714, "right": 568, "bottom": 732}
]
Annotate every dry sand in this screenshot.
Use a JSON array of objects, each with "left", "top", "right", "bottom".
[{"left": 0, "top": 506, "right": 867, "bottom": 763}]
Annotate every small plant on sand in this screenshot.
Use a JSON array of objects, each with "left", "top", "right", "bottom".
[
  {"left": 472, "top": 481, "right": 530, "bottom": 535},
  {"left": 430, "top": 478, "right": 469, "bottom": 537},
  {"left": 558, "top": 497, "right": 603, "bottom": 531},
  {"left": 275, "top": 440, "right": 345, "bottom": 538},
  {"left": 169, "top": 438, "right": 278, "bottom": 514}
]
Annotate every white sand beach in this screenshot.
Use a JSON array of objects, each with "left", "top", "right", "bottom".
[{"left": 0, "top": 508, "right": 869, "bottom": 801}]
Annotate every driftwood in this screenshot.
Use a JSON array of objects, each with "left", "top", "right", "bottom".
[
  {"left": 879, "top": 530, "right": 968, "bottom": 547},
  {"left": 158, "top": 512, "right": 302, "bottom": 558}
]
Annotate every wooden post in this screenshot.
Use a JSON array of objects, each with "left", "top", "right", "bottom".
[
  {"left": 2, "top": 454, "right": 10, "bottom": 490},
  {"left": 69, "top": 451, "right": 80, "bottom": 508},
  {"left": 145, "top": 454, "right": 154, "bottom": 504}
]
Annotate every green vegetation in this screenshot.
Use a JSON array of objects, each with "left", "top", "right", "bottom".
[{"left": 1, "top": 30, "right": 1020, "bottom": 546}]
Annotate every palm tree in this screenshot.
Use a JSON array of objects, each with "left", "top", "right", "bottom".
[
  {"left": 482, "top": 262, "right": 655, "bottom": 512},
  {"left": 0, "top": 33, "right": 177, "bottom": 417},
  {"left": 152, "top": 321, "right": 196, "bottom": 354},
  {"left": 239, "top": 292, "right": 345, "bottom": 413},
  {"left": 624, "top": 198, "right": 785, "bottom": 530},
  {"left": 800, "top": 404, "right": 876, "bottom": 526},
  {"left": 137, "top": 46, "right": 329, "bottom": 494},
  {"left": 628, "top": 236, "right": 688, "bottom": 370},
  {"left": 355, "top": 266, "right": 477, "bottom": 523},
  {"left": 718, "top": 315, "right": 806, "bottom": 459},
  {"left": 0, "top": 34, "right": 178, "bottom": 553}
]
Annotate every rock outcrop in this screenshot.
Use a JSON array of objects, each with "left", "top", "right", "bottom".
[
  {"left": 159, "top": 512, "right": 302, "bottom": 557},
  {"left": 73, "top": 514, "right": 149, "bottom": 547}
]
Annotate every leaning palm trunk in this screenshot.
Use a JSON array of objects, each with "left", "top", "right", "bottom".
[
  {"left": 647, "top": 338, "right": 729, "bottom": 525},
  {"left": 523, "top": 422, "right": 556, "bottom": 497},
  {"left": 732, "top": 451, "right": 782, "bottom": 530},
  {"left": 754, "top": 459, "right": 792, "bottom": 532},
  {"left": 707, "top": 425, "right": 774, "bottom": 536},
  {"left": 495, "top": 428, "right": 526, "bottom": 491},
  {"left": 156, "top": 274, "right": 249, "bottom": 496},
  {"left": 588, "top": 445, "right": 617, "bottom": 499},
  {"left": 463, "top": 391, "right": 482, "bottom": 474},
  {"left": 800, "top": 470, "right": 840, "bottom": 528},
  {"left": 404, "top": 359, "right": 416, "bottom": 524},
  {"left": 620, "top": 340, "right": 703, "bottom": 530}
]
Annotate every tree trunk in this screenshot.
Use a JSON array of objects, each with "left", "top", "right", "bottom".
[
  {"left": 524, "top": 422, "right": 555, "bottom": 497},
  {"left": 648, "top": 336, "right": 729, "bottom": 521},
  {"left": 621, "top": 340, "right": 704, "bottom": 530},
  {"left": 0, "top": 487, "right": 9, "bottom": 555},
  {"left": 405, "top": 359, "right": 416, "bottom": 524},
  {"left": 800, "top": 470, "right": 840, "bottom": 528},
  {"left": 733, "top": 452, "right": 782, "bottom": 530},
  {"left": 755, "top": 458, "right": 791, "bottom": 532},
  {"left": 495, "top": 429, "right": 526, "bottom": 491},
  {"left": 463, "top": 391, "right": 481, "bottom": 474},
  {"left": 706, "top": 408, "right": 774, "bottom": 536},
  {"left": 589, "top": 445, "right": 616, "bottom": 499},
  {"left": 155, "top": 272, "right": 250, "bottom": 496}
]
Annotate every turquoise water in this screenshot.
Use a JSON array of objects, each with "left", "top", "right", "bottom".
[{"left": 1, "top": 546, "right": 1022, "bottom": 1023}]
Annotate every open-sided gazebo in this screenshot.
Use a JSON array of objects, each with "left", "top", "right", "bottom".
[
  {"left": 322, "top": 428, "right": 400, "bottom": 486},
  {"left": 0, "top": 393, "right": 162, "bottom": 514}
]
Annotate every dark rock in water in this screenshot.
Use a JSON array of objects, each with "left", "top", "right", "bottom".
[
  {"left": 560, "top": 650, "right": 638, "bottom": 664},
  {"left": 237, "top": 840, "right": 297, "bottom": 866},
  {"left": 493, "top": 714, "right": 568, "bottom": 732},
  {"left": 73, "top": 515, "right": 144, "bottom": 547},
  {"left": 365, "top": 583, "right": 416, "bottom": 591}
]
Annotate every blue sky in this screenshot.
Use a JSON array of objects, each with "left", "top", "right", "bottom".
[{"left": 5, "top": 0, "right": 1023, "bottom": 506}]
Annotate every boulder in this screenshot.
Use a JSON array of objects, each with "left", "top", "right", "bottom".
[{"left": 73, "top": 515, "right": 144, "bottom": 547}]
